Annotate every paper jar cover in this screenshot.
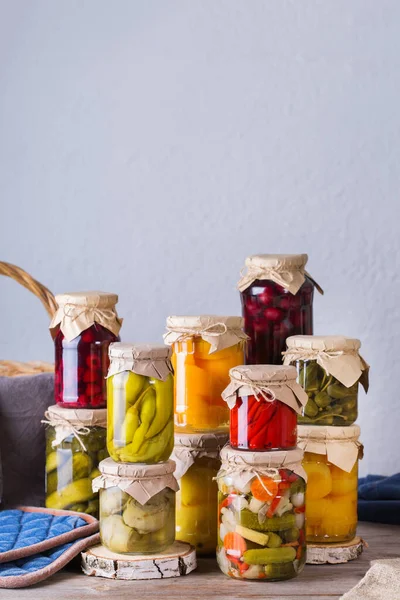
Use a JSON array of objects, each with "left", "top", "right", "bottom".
[
  {"left": 221, "top": 364, "right": 308, "bottom": 414},
  {"left": 171, "top": 432, "right": 228, "bottom": 479},
  {"left": 297, "top": 424, "right": 362, "bottom": 473},
  {"left": 49, "top": 291, "right": 122, "bottom": 342},
  {"left": 283, "top": 335, "right": 369, "bottom": 391},
  {"left": 163, "top": 315, "right": 248, "bottom": 353},
  {"left": 92, "top": 458, "right": 179, "bottom": 505},
  {"left": 107, "top": 342, "right": 173, "bottom": 381}
]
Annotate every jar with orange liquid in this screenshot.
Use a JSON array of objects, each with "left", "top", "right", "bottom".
[
  {"left": 297, "top": 424, "right": 362, "bottom": 543},
  {"left": 164, "top": 316, "right": 247, "bottom": 432}
]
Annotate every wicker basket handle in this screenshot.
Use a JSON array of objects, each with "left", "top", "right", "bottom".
[{"left": 0, "top": 262, "right": 58, "bottom": 319}]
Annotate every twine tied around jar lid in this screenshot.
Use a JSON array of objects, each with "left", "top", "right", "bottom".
[
  {"left": 237, "top": 254, "right": 324, "bottom": 295},
  {"left": 42, "top": 405, "right": 107, "bottom": 451},
  {"left": 107, "top": 342, "right": 173, "bottom": 381},
  {"left": 164, "top": 315, "right": 248, "bottom": 353},
  {"left": 216, "top": 445, "right": 307, "bottom": 494},
  {"left": 49, "top": 291, "right": 123, "bottom": 342},
  {"left": 221, "top": 365, "right": 308, "bottom": 414},
  {"left": 283, "top": 335, "right": 369, "bottom": 391}
]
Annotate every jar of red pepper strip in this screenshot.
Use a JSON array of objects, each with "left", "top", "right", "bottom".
[
  {"left": 49, "top": 291, "right": 122, "bottom": 409},
  {"left": 222, "top": 365, "right": 308, "bottom": 451}
]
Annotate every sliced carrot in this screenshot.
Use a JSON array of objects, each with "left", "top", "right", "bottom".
[
  {"left": 223, "top": 532, "right": 247, "bottom": 557},
  {"left": 294, "top": 505, "right": 305, "bottom": 513},
  {"left": 296, "top": 545, "right": 303, "bottom": 560},
  {"left": 250, "top": 476, "right": 279, "bottom": 502}
]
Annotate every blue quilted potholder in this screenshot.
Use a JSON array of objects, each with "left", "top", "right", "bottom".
[
  {"left": 0, "top": 533, "right": 100, "bottom": 588},
  {"left": 0, "top": 507, "right": 99, "bottom": 563}
]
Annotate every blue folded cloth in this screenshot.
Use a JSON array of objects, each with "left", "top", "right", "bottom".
[{"left": 358, "top": 474, "right": 400, "bottom": 525}]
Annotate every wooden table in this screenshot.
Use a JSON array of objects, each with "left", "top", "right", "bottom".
[{"left": 6, "top": 522, "right": 400, "bottom": 600}]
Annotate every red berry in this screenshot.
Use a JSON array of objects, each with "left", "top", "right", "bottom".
[
  {"left": 258, "top": 289, "right": 274, "bottom": 305},
  {"left": 81, "top": 328, "right": 96, "bottom": 343},
  {"left": 264, "top": 307, "right": 283, "bottom": 322},
  {"left": 279, "top": 296, "right": 290, "bottom": 310},
  {"left": 83, "top": 369, "right": 98, "bottom": 383},
  {"left": 86, "top": 354, "right": 101, "bottom": 370}
]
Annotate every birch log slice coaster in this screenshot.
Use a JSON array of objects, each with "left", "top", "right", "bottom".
[
  {"left": 81, "top": 540, "right": 197, "bottom": 580},
  {"left": 306, "top": 536, "right": 365, "bottom": 564}
]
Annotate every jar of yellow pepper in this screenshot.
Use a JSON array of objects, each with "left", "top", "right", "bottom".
[
  {"left": 172, "top": 432, "right": 228, "bottom": 555},
  {"left": 164, "top": 316, "right": 247, "bottom": 432},
  {"left": 106, "top": 343, "right": 174, "bottom": 463},
  {"left": 297, "top": 424, "right": 362, "bottom": 543}
]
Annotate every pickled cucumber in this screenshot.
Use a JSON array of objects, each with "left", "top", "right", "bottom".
[
  {"left": 240, "top": 509, "right": 296, "bottom": 532},
  {"left": 100, "top": 488, "right": 175, "bottom": 554},
  {"left": 264, "top": 562, "right": 296, "bottom": 579},
  {"left": 100, "top": 515, "right": 141, "bottom": 553},
  {"left": 266, "top": 532, "right": 282, "bottom": 548},
  {"left": 123, "top": 497, "right": 169, "bottom": 534},
  {"left": 243, "top": 547, "right": 296, "bottom": 565}
]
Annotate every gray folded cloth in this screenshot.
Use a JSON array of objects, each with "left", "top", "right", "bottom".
[
  {"left": 341, "top": 559, "right": 400, "bottom": 599},
  {"left": 0, "top": 373, "right": 54, "bottom": 506}
]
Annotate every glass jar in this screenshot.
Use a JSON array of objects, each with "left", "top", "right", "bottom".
[
  {"left": 94, "top": 458, "right": 178, "bottom": 554},
  {"left": 106, "top": 343, "right": 174, "bottom": 463},
  {"left": 298, "top": 424, "right": 361, "bottom": 543},
  {"left": 172, "top": 432, "right": 228, "bottom": 555},
  {"left": 222, "top": 365, "right": 307, "bottom": 451},
  {"left": 238, "top": 254, "right": 322, "bottom": 365},
  {"left": 216, "top": 446, "right": 307, "bottom": 581},
  {"left": 284, "top": 336, "right": 369, "bottom": 426},
  {"left": 44, "top": 405, "right": 108, "bottom": 517},
  {"left": 50, "top": 292, "right": 122, "bottom": 409},
  {"left": 164, "top": 316, "right": 247, "bottom": 433}
]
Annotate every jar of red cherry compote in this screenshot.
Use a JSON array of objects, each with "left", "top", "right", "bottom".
[
  {"left": 222, "top": 365, "right": 308, "bottom": 451},
  {"left": 50, "top": 292, "right": 122, "bottom": 409},
  {"left": 238, "top": 254, "right": 323, "bottom": 365}
]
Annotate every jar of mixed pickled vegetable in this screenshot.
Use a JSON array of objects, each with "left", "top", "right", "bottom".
[
  {"left": 238, "top": 254, "right": 323, "bottom": 365},
  {"left": 216, "top": 445, "right": 307, "bottom": 581},
  {"left": 44, "top": 405, "right": 108, "bottom": 517},
  {"left": 93, "top": 458, "right": 178, "bottom": 554},
  {"left": 172, "top": 432, "right": 228, "bottom": 555},
  {"left": 222, "top": 365, "right": 307, "bottom": 451},
  {"left": 106, "top": 343, "right": 174, "bottom": 463},
  {"left": 50, "top": 292, "right": 122, "bottom": 409},
  {"left": 164, "top": 316, "right": 247, "bottom": 432},
  {"left": 283, "top": 336, "right": 369, "bottom": 426},
  {"left": 298, "top": 424, "right": 362, "bottom": 543}
]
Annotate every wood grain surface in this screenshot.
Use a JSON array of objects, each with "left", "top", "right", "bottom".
[{"left": 2, "top": 522, "right": 399, "bottom": 600}]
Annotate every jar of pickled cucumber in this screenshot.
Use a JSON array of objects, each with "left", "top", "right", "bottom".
[
  {"left": 106, "top": 343, "right": 174, "bottom": 463},
  {"left": 298, "top": 424, "right": 362, "bottom": 543},
  {"left": 93, "top": 458, "right": 178, "bottom": 554},
  {"left": 238, "top": 254, "right": 323, "bottom": 365},
  {"left": 44, "top": 404, "right": 108, "bottom": 517},
  {"left": 216, "top": 445, "right": 307, "bottom": 581},
  {"left": 283, "top": 336, "right": 369, "bottom": 426},
  {"left": 50, "top": 291, "right": 122, "bottom": 409},
  {"left": 172, "top": 432, "right": 228, "bottom": 555},
  {"left": 222, "top": 365, "right": 308, "bottom": 451},
  {"left": 164, "top": 315, "right": 247, "bottom": 433}
]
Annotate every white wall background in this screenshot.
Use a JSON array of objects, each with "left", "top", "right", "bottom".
[{"left": 1, "top": 0, "right": 399, "bottom": 476}]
